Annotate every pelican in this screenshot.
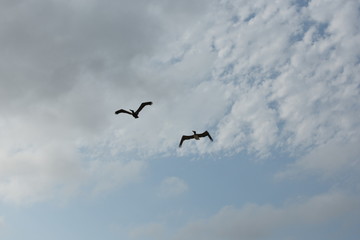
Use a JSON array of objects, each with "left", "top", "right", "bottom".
[
  {"left": 179, "top": 130, "right": 213, "bottom": 147},
  {"left": 115, "top": 101, "right": 152, "bottom": 118}
]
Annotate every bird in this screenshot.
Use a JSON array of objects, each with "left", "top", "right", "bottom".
[
  {"left": 115, "top": 101, "right": 153, "bottom": 118},
  {"left": 179, "top": 130, "right": 213, "bottom": 147}
]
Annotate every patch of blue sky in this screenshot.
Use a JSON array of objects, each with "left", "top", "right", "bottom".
[
  {"left": 313, "top": 22, "right": 330, "bottom": 39},
  {"left": 290, "top": 19, "right": 314, "bottom": 43},
  {"left": 231, "top": 15, "right": 239, "bottom": 24},
  {"left": 244, "top": 12, "right": 256, "bottom": 23},
  {"left": 266, "top": 100, "right": 286, "bottom": 129},
  {"left": 218, "top": 62, "right": 235, "bottom": 79},
  {"left": 244, "top": 65, "right": 269, "bottom": 87},
  {"left": 290, "top": 19, "right": 330, "bottom": 44},
  {"left": 293, "top": 0, "right": 311, "bottom": 8},
  {"left": 210, "top": 39, "right": 217, "bottom": 52}
]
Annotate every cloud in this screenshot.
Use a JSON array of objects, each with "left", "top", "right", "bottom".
[
  {"left": 0, "top": 0, "right": 359, "bottom": 205},
  {"left": 276, "top": 138, "right": 360, "bottom": 180},
  {"left": 207, "top": 0, "right": 360, "bottom": 155},
  {"left": 0, "top": 0, "right": 212, "bottom": 204},
  {"left": 158, "top": 177, "right": 188, "bottom": 198},
  {"left": 125, "top": 0, "right": 360, "bottom": 157},
  {"left": 0, "top": 142, "right": 83, "bottom": 204},
  {"left": 0, "top": 141, "right": 146, "bottom": 204},
  {"left": 172, "top": 191, "right": 360, "bottom": 240},
  {"left": 88, "top": 159, "right": 146, "bottom": 195}
]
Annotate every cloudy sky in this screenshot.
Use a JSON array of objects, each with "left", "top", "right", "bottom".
[{"left": 1, "top": 0, "right": 359, "bottom": 239}]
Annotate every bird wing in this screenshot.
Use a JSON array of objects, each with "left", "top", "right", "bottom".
[
  {"left": 115, "top": 109, "right": 132, "bottom": 115},
  {"left": 135, "top": 101, "right": 152, "bottom": 115},
  {"left": 179, "top": 135, "right": 195, "bottom": 147},
  {"left": 198, "top": 131, "right": 213, "bottom": 141}
]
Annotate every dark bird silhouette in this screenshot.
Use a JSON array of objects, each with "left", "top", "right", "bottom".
[
  {"left": 179, "top": 130, "right": 213, "bottom": 147},
  {"left": 115, "top": 101, "right": 152, "bottom": 118}
]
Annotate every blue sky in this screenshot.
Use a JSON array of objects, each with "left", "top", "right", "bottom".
[{"left": 0, "top": 0, "right": 359, "bottom": 239}]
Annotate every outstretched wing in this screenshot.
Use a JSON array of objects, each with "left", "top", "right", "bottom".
[
  {"left": 198, "top": 131, "right": 213, "bottom": 141},
  {"left": 135, "top": 101, "right": 153, "bottom": 115},
  {"left": 115, "top": 109, "right": 132, "bottom": 115},
  {"left": 179, "top": 135, "right": 195, "bottom": 148}
]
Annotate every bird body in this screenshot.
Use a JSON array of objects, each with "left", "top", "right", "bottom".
[
  {"left": 193, "top": 131, "right": 201, "bottom": 140},
  {"left": 179, "top": 130, "right": 213, "bottom": 147},
  {"left": 115, "top": 101, "right": 152, "bottom": 118}
]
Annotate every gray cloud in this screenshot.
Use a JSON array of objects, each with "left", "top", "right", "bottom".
[
  {"left": 0, "top": 0, "right": 213, "bottom": 204},
  {"left": 0, "top": 0, "right": 161, "bottom": 104}
]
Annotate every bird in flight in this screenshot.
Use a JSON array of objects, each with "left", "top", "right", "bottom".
[
  {"left": 115, "top": 101, "right": 153, "bottom": 118},
  {"left": 179, "top": 130, "right": 213, "bottom": 147}
]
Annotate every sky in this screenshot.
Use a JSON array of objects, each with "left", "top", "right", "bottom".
[{"left": 0, "top": 0, "right": 359, "bottom": 239}]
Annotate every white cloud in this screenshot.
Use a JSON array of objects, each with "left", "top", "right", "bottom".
[
  {"left": 0, "top": 141, "right": 146, "bottom": 204},
  {"left": 88, "top": 159, "right": 146, "bottom": 195},
  {"left": 215, "top": 85, "right": 278, "bottom": 156},
  {"left": 158, "top": 177, "right": 188, "bottom": 198},
  {"left": 207, "top": 0, "right": 360, "bottom": 156},
  {"left": 276, "top": 138, "right": 360, "bottom": 180},
  {"left": 0, "top": 143, "right": 83, "bottom": 204},
  {"left": 172, "top": 191, "right": 360, "bottom": 240},
  {"left": 116, "top": 0, "right": 360, "bottom": 160}
]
